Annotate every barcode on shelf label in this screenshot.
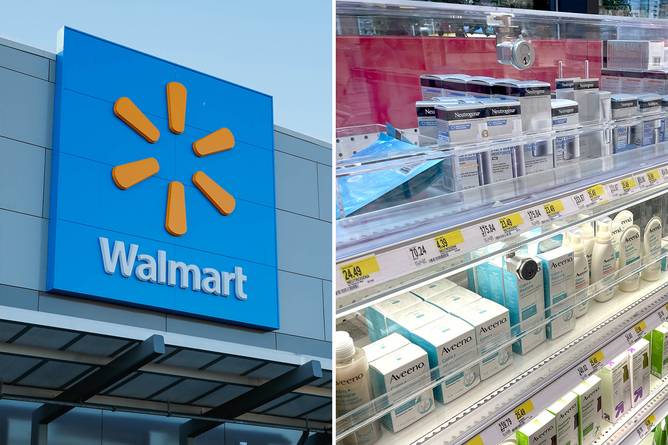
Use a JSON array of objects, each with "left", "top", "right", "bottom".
[
  {"left": 499, "top": 213, "right": 524, "bottom": 234},
  {"left": 340, "top": 256, "right": 380, "bottom": 284},
  {"left": 544, "top": 200, "right": 565, "bottom": 218}
]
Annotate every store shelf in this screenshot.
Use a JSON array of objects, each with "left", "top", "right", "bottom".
[{"left": 337, "top": 143, "right": 668, "bottom": 315}]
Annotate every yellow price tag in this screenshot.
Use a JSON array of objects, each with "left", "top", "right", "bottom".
[
  {"left": 514, "top": 399, "right": 534, "bottom": 422},
  {"left": 340, "top": 256, "right": 380, "bottom": 284},
  {"left": 634, "top": 321, "right": 647, "bottom": 334},
  {"left": 589, "top": 350, "right": 605, "bottom": 368},
  {"left": 645, "top": 414, "right": 656, "bottom": 428},
  {"left": 586, "top": 184, "right": 604, "bottom": 201},
  {"left": 648, "top": 169, "right": 661, "bottom": 184},
  {"left": 499, "top": 213, "right": 524, "bottom": 232},
  {"left": 434, "top": 230, "right": 464, "bottom": 252},
  {"left": 621, "top": 177, "right": 637, "bottom": 192},
  {"left": 543, "top": 200, "right": 565, "bottom": 217},
  {"left": 465, "top": 436, "right": 484, "bottom": 445}
]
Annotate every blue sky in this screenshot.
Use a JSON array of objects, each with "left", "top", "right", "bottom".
[{"left": 0, "top": 0, "right": 332, "bottom": 142}]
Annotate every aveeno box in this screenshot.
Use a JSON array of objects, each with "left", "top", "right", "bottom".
[
  {"left": 573, "top": 375, "right": 603, "bottom": 445},
  {"left": 411, "top": 278, "right": 458, "bottom": 300},
  {"left": 369, "top": 343, "right": 435, "bottom": 432},
  {"left": 598, "top": 351, "right": 631, "bottom": 423},
  {"left": 366, "top": 293, "right": 422, "bottom": 340},
  {"left": 385, "top": 302, "right": 445, "bottom": 341},
  {"left": 538, "top": 246, "right": 576, "bottom": 339},
  {"left": 445, "top": 298, "right": 512, "bottom": 380},
  {"left": 628, "top": 338, "right": 651, "bottom": 407},
  {"left": 412, "top": 313, "right": 480, "bottom": 403},
  {"left": 516, "top": 410, "right": 557, "bottom": 445},
  {"left": 546, "top": 392, "right": 579, "bottom": 445},
  {"left": 652, "top": 323, "right": 668, "bottom": 378},
  {"left": 362, "top": 333, "right": 410, "bottom": 363}
]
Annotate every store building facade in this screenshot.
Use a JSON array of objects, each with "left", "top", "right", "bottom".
[{"left": 0, "top": 29, "right": 331, "bottom": 445}]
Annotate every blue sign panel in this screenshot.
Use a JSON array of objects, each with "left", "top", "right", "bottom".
[{"left": 47, "top": 28, "right": 279, "bottom": 330}]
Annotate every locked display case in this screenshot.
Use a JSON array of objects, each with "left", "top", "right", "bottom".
[{"left": 335, "top": 1, "right": 668, "bottom": 444}]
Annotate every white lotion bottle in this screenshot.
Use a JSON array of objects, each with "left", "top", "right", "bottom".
[
  {"left": 618, "top": 225, "right": 641, "bottom": 292},
  {"left": 571, "top": 233, "right": 591, "bottom": 317},
  {"left": 580, "top": 222, "right": 595, "bottom": 278},
  {"left": 591, "top": 222, "right": 617, "bottom": 302},
  {"left": 335, "top": 331, "right": 381, "bottom": 445},
  {"left": 642, "top": 216, "right": 663, "bottom": 282}
]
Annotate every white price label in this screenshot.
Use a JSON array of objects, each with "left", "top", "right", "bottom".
[
  {"left": 577, "top": 350, "right": 605, "bottom": 378},
  {"left": 571, "top": 191, "right": 590, "bottom": 210}
]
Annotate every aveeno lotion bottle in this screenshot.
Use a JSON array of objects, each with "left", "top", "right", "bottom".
[{"left": 336, "top": 331, "right": 381, "bottom": 445}]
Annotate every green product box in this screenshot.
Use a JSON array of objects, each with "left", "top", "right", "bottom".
[{"left": 651, "top": 323, "right": 668, "bottom": 378}]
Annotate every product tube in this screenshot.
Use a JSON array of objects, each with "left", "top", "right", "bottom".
[
  {"left": 591, "top": 221, "right": 617, "bottom": 302},
  {"left": 642, "top": 216, "right": 663, "bottom": 281}
]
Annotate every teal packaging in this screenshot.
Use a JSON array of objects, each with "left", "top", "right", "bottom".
[
  {"left": 366, "top": 293, "right": 423, "bottom": 341},
  {"left": 476, "top": 255, "right": 546, "bottom": 355},
  {"left": 538, "top": 246, "right": 576, "bottom": 339}
]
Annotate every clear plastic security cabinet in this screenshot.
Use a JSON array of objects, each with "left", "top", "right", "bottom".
[{"left": 336, "top": 2, "right": 668, "bottom": 445}]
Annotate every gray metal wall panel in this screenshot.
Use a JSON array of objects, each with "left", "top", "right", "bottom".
[
  {"left": 276, "top": 333, "right": 332, "bottom": 358},
  {"left": 0, "top": 284, "right": 38, "bottom": 311},
  {"left": 275, "top": 130, "right": 332, "bottom": 166},
  {"left": 322, "top": 280, "right": 332, "bottom": 342},
  {"left": 274, "top": 151, "right": 320, "bottom": 219},
  {"left": 0, "top": 66, "right": 53, "bottom": 148},
  {"left": 165, "top": 314, "right": 277, "bottom": 349},
  {"left": 278, "top": 271, "right": 325, "bottom": 340},
  {"left": 0, "top": 43, "right": 50, "bottom": 80},
  {"left": 277, "top": 210, "right": 331, "bottom": 281},
  {"left": 0, "top": 209, "right": 47, "bottom": 290},
  {"left": 317, "top": 163, "right": 332, "bottom": 222},
  {"left": 0, "top": 136, "right": 45, "bottom": 217}
]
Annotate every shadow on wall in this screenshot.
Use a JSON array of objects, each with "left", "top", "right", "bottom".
[{"left": 0, "top": 400, "right": 300, "bottom": 444}]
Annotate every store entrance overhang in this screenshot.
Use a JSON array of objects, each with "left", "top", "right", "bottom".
[{"left": 0, "top": 305, "right": 331, "bottom": 436}]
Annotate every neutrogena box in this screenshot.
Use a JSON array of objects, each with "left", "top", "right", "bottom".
[
  {"left": 628, "top": 338, "right": 650, "bottom": 407},
  {"left": 598, "top": 350, "right": 631, "bottom": 424},
  {"left": 369, "top": 343, "right": 435, "bottom": 432},
  {"left": 538, "top": 246, "right": 576, "bottom": 339},
  {"left": 546, "top": 392, "right": 579, "bottom": 445},
  {"left": 445, "top": 298, "right": 512, "bottom": 380},
  {"left": 551, "top": 99, "right": 580, "bottom": 167},
  {"left": 412, "top": 313, "right": 480, "bottom": 403},
  {"left": 493, "top": 80, "right": 552, "bottom": 133},
  {"left": 420, "top": 74, "right": 469, "bottom": 99},
  {"left": 573, "top": 375, "right": 603, "bottom": 445}
]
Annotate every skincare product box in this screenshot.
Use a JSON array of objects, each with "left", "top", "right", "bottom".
[
  {"left": 551, "top": 99, "right": 580, "bottom": 167},
  {"left": 427, "top": 286, "right": 482, "bottom": 312},
  {"left": 546, "top": 392, "right": 579, "bottom": 445},
  {"left": 416, "top": 100, "right": 443, "bottom": 141},
  {"left": 651, "top": 323, "right": 668, "bottom": 378},
  {"left": 436, "top": 102, "right": 486, "bottom": 144},
  {"left": 441, "top": 148, "right": 483, "bottom": 191},
  {"left": 628, "top": 338, "right": 651, "bottom": 407},
  {"left": 573, "top": 375, "right": 603, "bottom": 445},
  {"left": 538, "top": 246, "right": 576, "bottom": 339},
  {"left": 643, "top": 70, "right": 668, "bottom": 95},
  {"left": 369, "top": 343, "right": 435, "bottom": 432},
  {"left": 611, "top": 94, "right": 639, "bottom": 153},
  {"left": 443, "top": 75, "right": 472, "bottom": 97},
  {"left": 363, "top": 333, "right": 411, "bottom": 363},
  {"left": 411, "top": 278, "right": 458, "bottom": 300},
  {"left": 598, "top": 350, "right": 631, "bottom": 424},
  {"left": 420, "top": 74, "right": 469, "bottom": 99},
  {"left": 475, "top": 255, "right": 546, "bottom": 355},
  {"left": 385, "top": 302, "right": 445, "bottom": 341},
  {"left": 607, "top": 40, "right": 665, "bottom": 70},
  {"left": 412, "top": 314, "right": 480, "bottom": 403},
  {"left": 493, "top": 80, "right": 552, "bottom": 133},
  {"left": 660, "top": 96, "right": 668, "bottom": 142},
  {"left": 445, "top": 298, "right": 512, "bottom": 380},
  {"left": 601, "top": 69, "right": 622, "bottom": 93},
  {"left": 366, "top": 293, "right": 423, "bottom": 340},
  {"left": 633, "top": 94, "right": 662, "bottom": 147},
  {"left": 516, "top": 410, "right": 557, "bottom": 445},
  {"left": 479, "top": 99, "right": 522, "bottom": 184},
  {"left": 557, "top": 78, "right": 600, "bottom": 124},
  {"left": 466, "top": 76, "right": 495, "bottom": 98}
]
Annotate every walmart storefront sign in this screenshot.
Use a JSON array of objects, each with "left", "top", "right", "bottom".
[{"left": 47, "top": 28, "right": 279, "bottom": 329}]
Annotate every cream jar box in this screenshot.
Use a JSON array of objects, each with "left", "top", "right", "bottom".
[
  {"left": 546, "top": 391, "right": 579, "bottom": 445},
  {"left": 362, "top": 333, "right": 411, "bottom": 363},
  {"left": 385, "top": 302, "right": 446, "bottom": 341},
  {"left": 598, "top": 350, "right": 631, "bottom": 424},
  {"left": 445, "top": 298, "right": 513, "bottom": 380},
  {"left": 369, "top": 343, "right": 435, "bottom": 432},
  {"left": 628, "top": 338, "right": 650, "bottom": 407},
  {"left": 426, "top": 287, "right": 481, "bottom": 312},
  {"left": 573, "top": 374, "right": 603, "bottom": 445},
  {"left": 538, "top": 246, "right": 576, "bottom": 339},
  {"left": 493, "top": 80, "right": 552, "bottom": 133},
  {"left": 412, "top": 314, "right": 480, "bottom": 403},
  {"left": 411, "top": 278, "right": 458, "bottom": 300},
  {"left": 366, "top": 293, "right": 423, "bottom": 341},
  {"left": 516, "top": 410, "right": 557, "bottom": 445},
  {"left": 420, "top": 74, "right": 469, "bottom": 99}
]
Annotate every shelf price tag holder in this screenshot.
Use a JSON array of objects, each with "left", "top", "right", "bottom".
[
  {"left": 495, "top": 399, "right": 534, "bottom": 438},
  {"left": 625, "top": 320, "right": 648, "bottom": 345},
  {"left": 577, "top": 350, "right": 605, "bottom": 378}
]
